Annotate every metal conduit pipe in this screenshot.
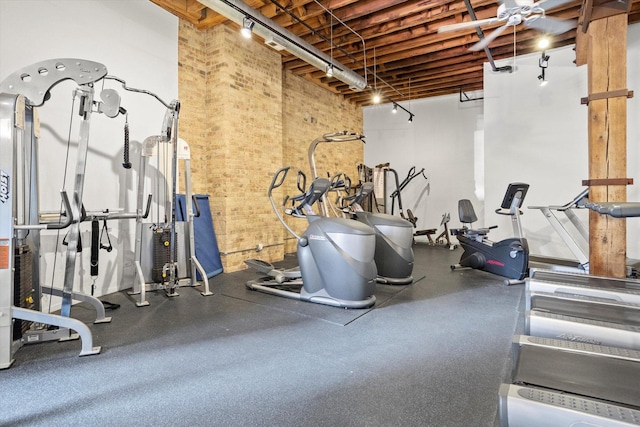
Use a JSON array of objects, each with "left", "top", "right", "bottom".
[{"left": 197, "top": 0, "right": 367, "bottom": 91}]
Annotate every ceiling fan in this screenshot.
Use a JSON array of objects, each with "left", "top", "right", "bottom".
[{"left": 438, "top": 0, "right": 577, "bottom": 52}]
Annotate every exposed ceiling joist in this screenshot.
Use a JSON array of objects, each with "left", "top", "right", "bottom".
[{"left": 151, "top": 0, "right": 640, "bottom": 106}]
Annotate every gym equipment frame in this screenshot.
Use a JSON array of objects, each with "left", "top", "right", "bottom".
[
  {"left": 451, "top": 183, "right": 530, "bottom": 285},
  {"left": 308, "top": 131, "right": 414, "bottom": 285},
  {"left": 499, "top": 335, "right": 640, "bottom": 426},
  {"left": 130, "top": 134, "right": 212, "bottom": 306},
  {"left": 245, "top": 166, "right": 377, "bottom": 308},
  {"left": 0, "top": 59, "right": 114, "bottom": 368}
]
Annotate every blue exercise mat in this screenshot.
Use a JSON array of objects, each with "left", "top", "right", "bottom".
[{"left": 176, "top": 194, "right": 223, "bottom": 280}]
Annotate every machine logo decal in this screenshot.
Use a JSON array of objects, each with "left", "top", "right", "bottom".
[
  {"left": 487, "top": 259, "right": 504, "bottom": 267},
  {"left": 308, "top": 234, "right": 326, "bottom": 241},
  {"left": 0, "top": 170, "right": 9, "bottom": 203}
]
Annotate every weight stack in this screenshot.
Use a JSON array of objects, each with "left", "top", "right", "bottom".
[
  {"left": 151, "top": 228, "right": 177, "bottom": 283},
  {"left": 13, "top": 245, "right": 34, "bottom": 340}
]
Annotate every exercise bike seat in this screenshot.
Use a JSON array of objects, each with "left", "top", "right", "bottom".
[{"left": 456, "top": 199, "right": 493, "bottom": 237}]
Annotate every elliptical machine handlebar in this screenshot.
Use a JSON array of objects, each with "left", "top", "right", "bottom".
[
  {"left": 296, "top": 170, "right": 307, "bottom": 194},
  {"left": 267, "top": 166, "right": 332, "bottom": 241},
  {"left": 329, "top": 173, "right": 351, "bottom": 192},
  {"left": 321, "top": 130, "right": 365, "bottom": 142},
  {"left": 268, "top": 166, "right": 290, "bottom": 196},
  {"left": 267, "top": 167, "right": 302, "bottom": 241},
  {"left": 343, "top": 182, "right": 374, "bottom": 212}
]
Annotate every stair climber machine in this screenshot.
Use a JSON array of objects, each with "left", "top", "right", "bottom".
[
  {"left": 451, "top": 183, "right": 530, "bottom": 285},
  {"left": 245, "top": 167, "right": 377, "bottom": 309},
  {"left": 308, "top": 131, "right": 414, "bottom": 285}
]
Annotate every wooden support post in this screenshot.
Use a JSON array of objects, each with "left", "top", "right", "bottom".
[{"left": 585, "top": 13, "right": 628, "bottom": 278}]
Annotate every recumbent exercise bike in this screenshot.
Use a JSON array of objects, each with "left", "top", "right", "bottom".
[{"left": 450, "top": 183, "right": 529, "bottom": 285}]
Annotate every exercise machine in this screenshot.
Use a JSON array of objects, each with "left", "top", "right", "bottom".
[
  {"left": 528, "top": 188, "right": 590, "bottom": 272},
  {"left": 416, "top": 212, "right": 457, "bottom": 250},
  {"left": 525, "top": 285, "right": 640, "bottom": 350},
  {"left": 526, "top": 283, "right": 640, "bottom": 347},
  {"left": 344, "top": 182, "right": 414, "bottom": 284},
  {"left": 499, "top": 335, "right": 640, "bottom": 426},
  {"left": 388, "top": 166, "right": 421, "bottom": 219},
  {"left": 0, "top": 58, "right": 118, "bottom": 368},
  {"left": 500, "top": 200, "right": 640, "bottom": 425},
  {"left": 129, "top": 123, "right": 213, "bottom": 306},
  {"left": 308, "top": 131, "right": 414, "bottom": 285},
  {"left": 245, "top": 166, "right": 377, "bottom": 308},
  {"left": 529, "top": 189, "right": 640, "bottom": 277},
  {"left": 385, "top": 166, "right": 456, "bottom": 249},
  {"left": 451, "top": 183, "right": 530, "bottom": 285},
  {"left": 528, "top": 268, "right": 640, "bottom": 303}
]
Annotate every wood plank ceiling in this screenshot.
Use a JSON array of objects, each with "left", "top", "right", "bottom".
[{"left": 151, "top": 0, "right": 640, "bottom": 107}]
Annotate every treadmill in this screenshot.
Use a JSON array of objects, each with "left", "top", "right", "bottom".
[
  {"left": 499, "top": 335, "right": 640, "bottom": 426},
  {"left": 526, "top": 287, "right": 640, "bottom": 350},
  {"left": 528, "top": 269, "right": 640, "bottom": 304}
]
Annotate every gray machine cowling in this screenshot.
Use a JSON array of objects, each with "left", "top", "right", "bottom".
[
  {"left": 354, "top": 212, "right": 414, "bottom": 282},
  {"left": 299, "top": 217, "right": 377, "bottom": 301}
]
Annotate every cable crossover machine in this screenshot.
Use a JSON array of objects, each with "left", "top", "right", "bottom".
[{"left": 0, "top": 58, "right": 210, "bottom": 369}]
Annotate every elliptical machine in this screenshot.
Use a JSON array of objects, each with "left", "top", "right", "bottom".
[
  {"left": 344, "top": 182, "right": 414, "bottom": 285},
  {"left": 308, "top": 131, "right": 414, "bottom": 285},
  {"left": 245, "top": 167, "right": 377, "bottom": 309},
  {"left": 450, "top": 183, "right": 529, "bottom": 285}
]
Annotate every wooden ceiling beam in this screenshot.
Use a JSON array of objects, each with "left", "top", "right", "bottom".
[
  {"left": 282, "top": 4, "right": 581, "bottom": 72},
  {"left": 280, "top": 0, "right": 497, "bottom": 47},
  {"left": 150, "top": 0, "right": 640, "bottom": 101}
]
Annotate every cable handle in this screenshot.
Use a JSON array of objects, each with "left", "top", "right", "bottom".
[
  {"left": 122, "top": 109, "right": 132, "bottom": 169},
  {"left": 191, "top": 195, "right": 201, "bottom": 218}
]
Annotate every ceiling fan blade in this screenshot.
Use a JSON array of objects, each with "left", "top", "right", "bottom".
[
  {"left": 500, "top": 0, "right": 520, "bottom": 10},
  {"left": 533, "top": 0, "right": 575, "bottom": 11},
  {"left": 525, "top": 16, "right": 576, "bottom": 34},
  {"left": 438, "top": 18, "right": 499, "bottom": 33},
  {"left": 469, "top": 24, "right": 509, "bottom": 51}
]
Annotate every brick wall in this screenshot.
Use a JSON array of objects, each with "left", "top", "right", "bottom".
[
  {"left": 282, "top": 72, "right": 363, "bottom": 252},
  {"left": 178, "top": 21, "right": 363, "bottom": 271}
]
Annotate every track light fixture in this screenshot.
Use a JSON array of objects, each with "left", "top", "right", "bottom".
[
  {"left": 241, "top": 17, "right": 254, "bottom": 39},
  {"left": 539, "top": 52, "right": 550, "bottom": 69},
  {"left": 326, "top": 63, "right": 333, "bottom": 78},
  {"left": 537, "top": 51, "right": 549, "bottom": 86},
  {"left": 372, "top": 89, "right": 415, "bottom": 121},
  {"left": 538, "top": 70, "right": 548, "bottom": 86}
]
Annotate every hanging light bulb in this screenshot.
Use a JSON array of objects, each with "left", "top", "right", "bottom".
[
  {"left": 537, "top": 36, "right": 550, "bottom": 50},
  {"left": 241, "top": 17, "right": 254, "bottom": 39},
  {"left": 372, "top": 92, "right": 381, "bottom": 104},
  {"left": 392, "top": 103, "right": 398, "bottom": 113},
  {"left": 408, "top": 114, "right": 414, "bottom": 123}
]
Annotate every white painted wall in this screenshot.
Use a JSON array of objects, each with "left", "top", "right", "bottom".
[
  {"left": 0, "top": 0, "right": 178, "bottom": 307},
  {"left": 365, "top": 23, "right": 640, "bottom": 261},
  {"left": 364, "top": 93, "right": 484, "bottom": 241}
]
